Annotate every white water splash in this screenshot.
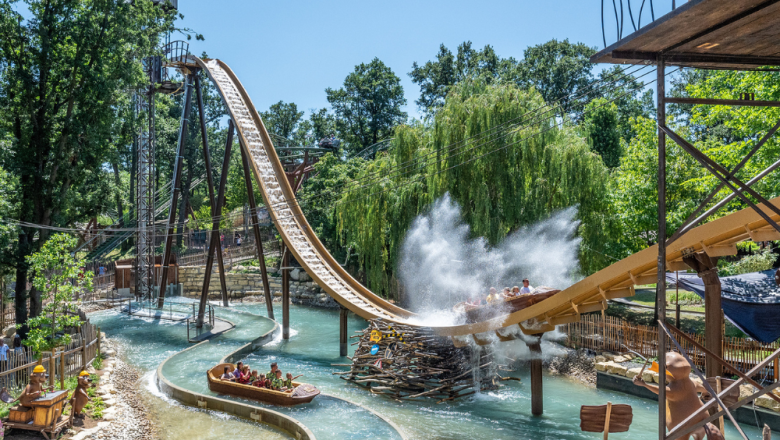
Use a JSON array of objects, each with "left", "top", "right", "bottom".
[{"left": 399, "top": 194, "right": 582, "bottom": 324}]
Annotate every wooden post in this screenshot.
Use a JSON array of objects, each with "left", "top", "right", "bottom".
[
  {"left": 197, "top": 117, "right": 234, "bottom": 328},
  {"left": 339, "top": 307, "right": 348, "bottom": 357},
  {"left": 774, "top": 357, "right": 778, "bottom": 383},
  {"left": 764, "top": 424, "right": 772, "bottom": 440},
  {"left": 97, "top": 326, "right": 101, "bottom": 357},
  {"left": 683, "top": 251, "right": 722, "bottom": 378},
  {"left": 158, "top": 73, "right": 195, "bottom": 307},
  {"left": 716, "top": 376, "right": 724, "bottom": 432},
  {"left": 529, "top": 336, "right": 543, "bottom": 416},
  {"left": 282, "top": 247, "right": 290, "bottom": 340},
  {"left": 48, "top": 354, "right": 55, "bottom": 387},
  {"left": 60, "top": 350, "right": 65, "bottom": 390},
  {"left": 82, "top": 332, "right": 87, "bottom": 370},
  {"left": 603, "top": 401, "right": 612, "bottom": 440}
]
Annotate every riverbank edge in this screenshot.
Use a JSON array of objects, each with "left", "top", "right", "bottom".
[{"left": 155, "top": 317, "right": 315, "bottom": 440}]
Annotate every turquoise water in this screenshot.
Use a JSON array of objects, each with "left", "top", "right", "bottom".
[{"left": 91, "top": 299, "right": 766, "bottom": 440}]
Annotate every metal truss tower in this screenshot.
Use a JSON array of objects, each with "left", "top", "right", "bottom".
[{"left": 135, "top": 65, "right": 157, "bottom": 301}]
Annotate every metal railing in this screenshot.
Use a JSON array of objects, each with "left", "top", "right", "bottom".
[{"left": 601, "top": 0, "right": 683, "bottom": 47}]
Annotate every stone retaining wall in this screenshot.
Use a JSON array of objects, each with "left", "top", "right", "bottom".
[{"left": 179, "top": 266, "right": 339, "bottom": 308}]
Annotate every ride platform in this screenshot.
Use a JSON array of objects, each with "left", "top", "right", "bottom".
[{"left": 592, "top": 0, "right": 780, "bottom": 70}]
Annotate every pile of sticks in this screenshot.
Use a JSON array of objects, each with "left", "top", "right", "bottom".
[{"left": 333, "top": 319, "right": 507, "bottom": 403}]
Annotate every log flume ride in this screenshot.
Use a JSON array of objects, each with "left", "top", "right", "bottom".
[
  {"left": 190, "top": 55, "right": 780, "bottom": 344},
  {"left": 207, "top": 363, "right": 320, "bottom": 406}
]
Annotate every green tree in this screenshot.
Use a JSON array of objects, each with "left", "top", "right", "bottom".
[
  {"left": 583, "top": 98, "right": 621, "bottom": 168},
  {"left": 329, "top": 82, "right": 617, "bottom": 297},
  {"left": 260, "top": 101, "right": 305, "bottom": 140},
  {"left": 0, "top": 0, "right": 175, "bottom": 334},
  {"left": 24, "top": 234, "right": 92, "bottom": 360},
  {"left": 409, "top": 41, "right": 520, "bottom": 117},
  {"left": 326, "top": 58, "right": 407, "bottom": 154},
  {"left": 518, "top": 39, "right": 596, "bottom": 116}
]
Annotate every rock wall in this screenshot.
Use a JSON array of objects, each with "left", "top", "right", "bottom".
[{"left": 178, "top": 266, "right": 339, "bottom": 308}]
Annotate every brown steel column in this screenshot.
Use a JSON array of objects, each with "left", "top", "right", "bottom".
[
  {"left": 656, "top": 57, "right": 667, "bottom": 439},
  {"left": 158, "top": 73, "right": 195, "bottom": 308},
  {"left": 196, "top": 120, "right": 234, "bottom": 326},
  {"left": 340, "top": 307, "right": 348, "bottom": 356},
  {"left": 282, "top": 246, "right": 290, "bottom": 339},
  {"left": 239, "top": 141, "right": 274, "bottom": 319},
  {"left": 528, "top": 336, "right": 543, "bottom": 416},
  {"left": 683, "top": 252, "right": 723, "bottom": 378}
]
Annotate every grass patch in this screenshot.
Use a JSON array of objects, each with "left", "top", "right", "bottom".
[
  {"left": 606, "top": 302, "right": 746, "bottom": 338},
  {"left": 92, "top": 351, "right": 106, "bottom": 370}
]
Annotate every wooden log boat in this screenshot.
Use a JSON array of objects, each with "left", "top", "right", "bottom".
[
  {"left": 453, "top": 287, "right": 561, "bottom": 323},
  {"left": 207, "top": 363, "right": 320, "bottom": 406}
]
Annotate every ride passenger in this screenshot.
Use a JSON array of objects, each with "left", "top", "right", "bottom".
[
  {"left": 283, "top": 372, "right": 303, "bottom": 390},
  {"left": 519, "top": 278, "right": 534, "bottom": 294},
  {"left": 233, "top": 361, "right": 244, "bottom": 378},
  {"left": 511, "top": 286, "right": 520, "bottom": 297},
  {"left": 254, "top": 373, "right": 266, "bottom": 387},
  {"left": 238, "top": 365, "right": 252, "bottom": 384},
  {"left": 267, "top": 362, "right": 278, "bottom": 380},
  {"left": 486, "top": 287, "right": 501, "bottom": 304},
  {"left": 502, "top": 287, "right": 511, "bottom": 298},
  {"left": 272, "top": 370, "right": 285, "bottom": 391},
  {"left": 220, "top": 366, "right": 235, "bottom": 382},
  {"left": 249, "top": 370, "right": 258, "bottom": 384}
]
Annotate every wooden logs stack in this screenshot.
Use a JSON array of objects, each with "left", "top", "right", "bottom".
[{"left": 332, "top": 319, "right": 503, "bottom": 403}]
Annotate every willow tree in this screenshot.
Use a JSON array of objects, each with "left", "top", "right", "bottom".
[{"left": 334, "top": 81, "right": 617, "bottom": 298}]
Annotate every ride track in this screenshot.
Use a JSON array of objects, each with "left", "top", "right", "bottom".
[{"left": 191, "top": 55, "right": 780, "bottom": 346}]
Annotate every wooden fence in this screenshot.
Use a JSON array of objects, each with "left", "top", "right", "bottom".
[
  {"left": 0, "top": 322, "right": 100, "bottom": 394},
  {"left": 561, "top": 314, "right": 780, "bottom": 381}
]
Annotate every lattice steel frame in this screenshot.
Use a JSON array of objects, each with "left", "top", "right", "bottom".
[{"left": 135, "top": 61, "right": 157, "bottom": 301}]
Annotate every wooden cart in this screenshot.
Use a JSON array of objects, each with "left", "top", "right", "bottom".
[{"left": 4, "top": 389, "right": 72, "bottom": 440}]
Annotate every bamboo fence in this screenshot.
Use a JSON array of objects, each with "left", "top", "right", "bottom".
[
  {"left": 562, "top": 314, "right": 780, "bottom": 381},
  {"left": 0, "top": 322, "right": 100, "bottom": 395}
]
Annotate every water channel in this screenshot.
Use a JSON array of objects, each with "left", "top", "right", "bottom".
[{"left": 89, "top": 298, "right": 765, "bottom": 439}]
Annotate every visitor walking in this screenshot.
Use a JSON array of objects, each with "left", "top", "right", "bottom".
[
  {"left": 236, "top": 234, "right": 242, "bottom": 247},
  {"left": 0, "top": 338, "right": 9, "bottom": 387},
  {"left": 220, "top": 233, "right": 225, "bottom": 250}
]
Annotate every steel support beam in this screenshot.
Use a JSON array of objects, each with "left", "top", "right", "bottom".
[
  {"left": 158, "top": 73, "right": 195, "bottom": 308},
  {"left": 667, "top": 117, "right": 780, "bottom": 245},
  {"left": 239, "top": 140, "right": 274, "bottom": 319},
  {"left": 660, "top": 124, "right": 780, "bottom": 233},
  {"left": 656, "top": 58, "right": 667, "bottom": 440}
]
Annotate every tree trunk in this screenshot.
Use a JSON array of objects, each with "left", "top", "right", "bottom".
[
  {"left": 14, "top": 231, "right": 30, "bottom": 339},
  {"left": 112, "top": 161, "right": 125, "bottom": 226}
]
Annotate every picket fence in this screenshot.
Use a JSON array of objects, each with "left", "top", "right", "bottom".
[
  {"left": 561, "top": 314, "right": 780, "bottom": 381},
  {"left": 0, "top": 322, "right": 100, "bottom": 394}
]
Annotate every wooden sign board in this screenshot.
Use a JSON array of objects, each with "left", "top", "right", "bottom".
[{"left": 581, "top": 402, "right": 633, "bottom": 438}]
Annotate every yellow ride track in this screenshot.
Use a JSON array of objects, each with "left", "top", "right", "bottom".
[{"left": 194, "top": 56, "right": 780, "bottom": 344}]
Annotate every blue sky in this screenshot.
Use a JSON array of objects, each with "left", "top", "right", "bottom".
[{"left": 177, "top": 0, "right": 669, "bottom": 121}]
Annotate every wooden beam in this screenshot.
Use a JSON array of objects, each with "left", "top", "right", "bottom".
[
  {"left": 665, "top": 97, "right": 780, "bottom": 107},
  {"left": 611, "top": 50, "right": 780, "bottom": 67}
]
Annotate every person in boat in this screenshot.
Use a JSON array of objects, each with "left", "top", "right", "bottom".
[
  {"left": 233, "top": 361, "right": 244, "bottom": 378},
  {"left": 519, "top": 278, "right": 534, "bottom": 294},
  {"left": 282, "top": 372, "right": 303, "bottom": 391},
  {"left": 253, "top": 373, "right": 266, "bottom": 387},
  {"left": 502, "top": 287, "right": 512, "bottom": 298},
  {"left": 511, "top": 286, "right": 520, "bottom": 297},
  {"left": 249, "top": 369, "right": 259, "bottom": 385},
  {"left": 465, "top": 295, "right": 481, "bottom": 306},
  {"left": 220, "top": 366, "right": 236, "bottom": 382},
  {"left": 486, "top": 287, "right": 502, "bottom": 304},
  {"left": 267, "top": 362, "right": 278, "bottom": 380},
  {"left": 237, "top": 365, "right": 252, "bottom": 384},
  {"left": 271, "top": 370, "right": 285, "bottom": 391}
]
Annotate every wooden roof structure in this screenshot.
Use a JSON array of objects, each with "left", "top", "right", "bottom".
[{"left": 592, "top": 0, "right": 780, "bottom": 70}]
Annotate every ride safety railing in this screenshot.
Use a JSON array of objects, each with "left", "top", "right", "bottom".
[
  {"left": 561, "top": 314, "right": 780, "bottom": 382},
  {"left": 601, "top": 0, "right": 684, "bottom": 48},
  {"left": 0, "top": 322, "right": 100, "bottom": 395}
]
